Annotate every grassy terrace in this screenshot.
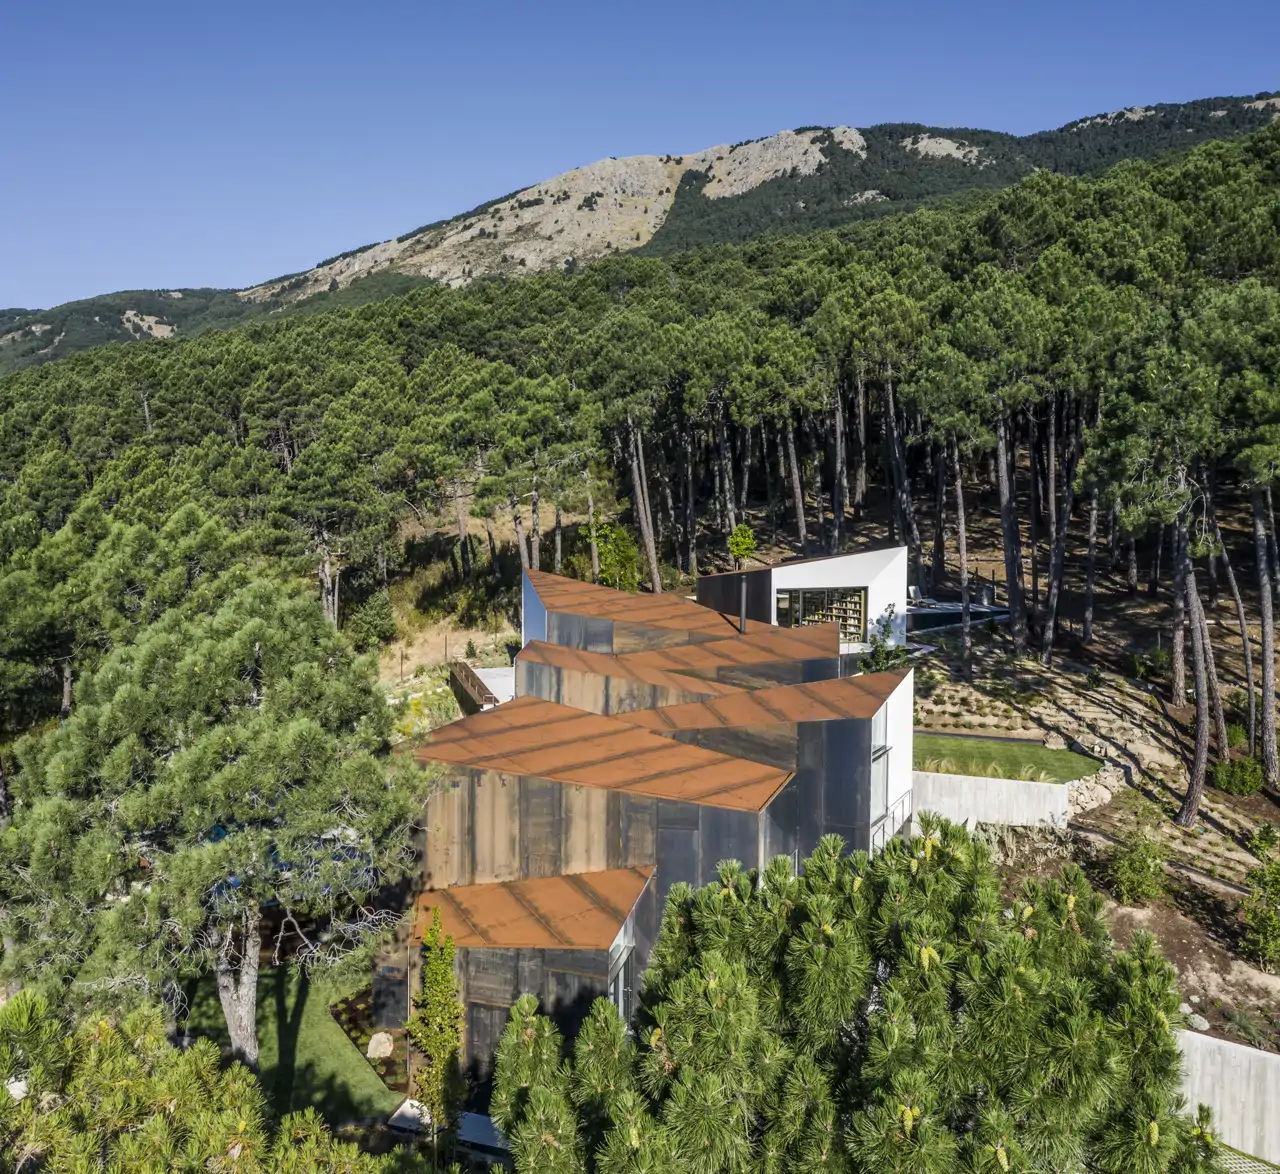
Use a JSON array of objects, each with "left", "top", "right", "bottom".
[
  {"left": 186, "top": 967, "right": 400, "bottom": 1124},
  {"left": 914, "top": 733, "right": 1098, "bottom": 783}
]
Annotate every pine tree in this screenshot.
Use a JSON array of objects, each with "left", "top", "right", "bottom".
[{"left": 493, "top": 818, "right": 1224, "bottom": 1174}]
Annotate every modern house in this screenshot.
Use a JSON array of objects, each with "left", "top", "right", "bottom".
[
  {"left": 411, "top": 552, "right": 913, "bottom": 1095},
  {"left": 694, "top": 547, "right": 909, "bottom": 648}
]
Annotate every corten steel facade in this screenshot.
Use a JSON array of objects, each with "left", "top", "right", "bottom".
[
  {"left": 411, "top": 562, "right": 913, "bottom": 1098},
  {"left": 412, "top": 868, "right": 656, "bottom": 1095}
]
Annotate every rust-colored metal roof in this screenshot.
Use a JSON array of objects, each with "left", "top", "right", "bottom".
[
  {"left": 418, "top": 695, "right": 791, "bottom": 811},
  {"left": 516, "top": 640, "right": 744, "bottom": 698},
  {"left": 616, "top": 622, "right": 840, "bottom": 674},
  {"left": 616, "top": 668, "right": 910, "bottom": 732},
  {"left": 412, "top": 867, "right": 654, "bottom": 949},
  {"left": 526, "top": 569, "right": 768, "bottom": 636}
]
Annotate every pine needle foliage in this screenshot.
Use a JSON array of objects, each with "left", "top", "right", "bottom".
[
  {"left": 405, "top": 907, "right": 466, "bottom": 1137},
  {"left": 494, "top": 818, "right": 1223, "bottom": 1174},
  {"left": 0, "top": 990, "right": 414, "bottom": 1171}
]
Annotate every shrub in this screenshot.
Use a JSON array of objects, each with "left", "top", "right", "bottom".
[
  {"left": 1227, "top": 722, "right": 1247, "bottom": 749},
  {"left": 1085, "top": 666, "right": 1105, "bottom": 690},
  {"left": 1243, "top": 858, "right": 1280, "bottom": 972},
  {"left": 1211, "top": 756, "right": 1264, "bottom": 797},
  {"left": 728, "top": 522, "right": 756, "bottom": 568},
  {"left": 595, "top": 523, "right": 640, "bottom": 592},
  {"left": 1250, "top": 821, "right": 1278, "bottom": 861},
  {"left": 345, "top": 590, "right": 396, "bottom": 651},
  {"left": 465, "top": 638, "right": 478, "bottom": 659},
  {"left": 1110, "top": 827, "right": 1166, "bottom": 905}
]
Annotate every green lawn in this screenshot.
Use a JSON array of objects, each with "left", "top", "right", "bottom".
[
  {"left": 914, "top": 733, "right": 1098, "bottom": 783},
  {"left": 185, "top": 967, "right": 402, "bottom": 1124}
]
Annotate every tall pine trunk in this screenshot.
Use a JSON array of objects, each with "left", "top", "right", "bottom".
[
  {"left": 214, "top": 906, "right": 262, "bottom": 1069},
  {"left": 1127, "top": 535, "right": 1138, "bottom": 597},
  {"left": 485, "top": 516, "right": 498, "bottom": 575},
  {"left": 1215, "top": 517, "right": 1255, "bottom": 754},
  {"left": 586, "top": 485, "right": 600, "bottom": 584},
  {"left": 853, "top": 369, "right": 868, "bottom": 509},
  {"left": 509, "top": 497, "right": 530, "bottom": 570},
  {"left": 553, "top": 503, "right": 563, "bottom": 575},
  {"left": 1083, "top": 486, "right": 1099, "bottom": 644},
  {"left": 1252, "top": 489, "right": 1278, "bottom": 786},
  {"left": 783, "top": 422, "right": 808, "bottom": 555},
  {"left": 1198, "top": 588, "right": 1228, "bottom": 760},
  {"left": 951, "top": 437, "right": 971, "bottom": 668},
  {"left": 832, "top": 398, "right": 846, "bottom": 553},
  {"left": 1175, "top": 527, "right": 1211, "bottom": 828},
  {"left": 932, "top": 442, "right": 946, "bottom": 594},
  {"left": 629, "top": 421, "right": 663, "bottom": 593},
  {"left": 994, "top": 412, "right": 1027, "bottom": 655},
  {"left": 717, "top": 408, "right": 737, "bottom": 533},
  {"left": 529, "top": 478, "right": 541, "bottom": 571},
  {"left": 682, "top": 431, "right": 697, "bottom": 578},
  {"left": 1171, "top": 526, "right": 1187, "bottom": 705},
  {"left": 454, "top": 482, "right": 472, "bottom": 579},
  {"left": 1039, "top": 424, "right": 1078, "bottom": 666},
  {"left": 883, "top": 369, "right": 925, "bottom": 592}
]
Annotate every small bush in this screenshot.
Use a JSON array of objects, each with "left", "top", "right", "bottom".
[
  {"left": 1249, "top": 821, "right": 1278, "bottom": 860},
  {"left": 1145, "top": 645, "right": 1173, "bottom": 678},
  {"left": 1085, "top": 666, "right": 1105, "bottom": 690},
  {"left": 1110, "top": 828, "right": 1166, "bottom": 905},
  {"left": 465, "top": 638, "right": 478, "bottom": 659},
  {"left": 345, "top": 590, "right": 396, "bottom": 651},
  {"left": 1211, "top": 756, "right": 1264, "bottom": 797},
  {"left": 1243, "top": 858, "right": 1280, "bottom": 972},
  {"left": 1226, "top": 722, "right": 1247, "bottom": 749}
]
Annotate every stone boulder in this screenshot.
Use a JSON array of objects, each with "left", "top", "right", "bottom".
[
  {"left": 367, "top": 1031, "right": 395, "bottom": 1060},
  {"left": 1043, "top": 731, "right": 1068, "bottom": 751}
]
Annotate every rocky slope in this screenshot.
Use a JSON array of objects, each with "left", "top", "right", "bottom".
[{"left": 5, "top": 90, "right": 1276, "bottom": 373}]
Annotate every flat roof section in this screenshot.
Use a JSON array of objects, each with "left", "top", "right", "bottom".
[
  {"left": 413, "top": 866, "right": 654, "bottom": 949},
  {"left": 516, "top": 640, "right": 745, "bottom": 698},
  {"left": 695, "top": 546, "right": 906, "bottom": 577},
  {"left": 615, "top": 668, "right": 910, "bottom": 732},
  {"left": 526, "top": 569, "right": 768, "bottom": 637},
  {"left": 419, "top": 695, "right": 791, "bottom": 811},
  {"left": 616, "top": 621, "right": 840, "bottom": 674}
]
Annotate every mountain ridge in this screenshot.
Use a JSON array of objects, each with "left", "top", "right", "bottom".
[{"left": 3, "top": 90, "right": 1276, "bottom": 376}]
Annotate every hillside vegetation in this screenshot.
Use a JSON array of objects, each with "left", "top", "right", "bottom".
[
  {"left": 3, "top": 124, "right": 1280, "bottom": 1121},
  {"left": 4, "top": 92, "right": 1276, "bottom": 376}
]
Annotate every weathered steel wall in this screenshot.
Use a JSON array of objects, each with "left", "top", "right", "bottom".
[
  {"left": 695, "top": 568, "right": 772, "bottom": 624},
  {"left": 545, "top": 610, "right": 615, "bottom": 653},
  {"left": 516, "top": 658, "right": 710, "bottom": 714},
  {"left": 669, "top": 722, "right": 799, "bottom": 770},
  {"left": 421, "top": 770, "right": 644, "bottom": 889},
  {"left": 457, "top": 944, "right": 609, "bottom": 1102},
  {"left": 1178, "top": 1030, "right": 1280, "bottom": 1164}
]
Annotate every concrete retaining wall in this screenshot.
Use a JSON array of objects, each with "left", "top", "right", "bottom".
[
  {"left": 1178, "top": 1030, "right": 1280, "bottom": 1165},
  {"left": 912, "top": 771, "right": 1069, "bottom": 830}
]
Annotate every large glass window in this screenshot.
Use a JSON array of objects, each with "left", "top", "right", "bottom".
[
  {"left": 871, "top": 747, "right": 890, "bottom": 822},
  {"left": 775, "top": 587, "right": 868, "bottom": 642}
]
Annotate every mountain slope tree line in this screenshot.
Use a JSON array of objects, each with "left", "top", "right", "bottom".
[{"left": 1, "top": 127, "right": 1279, "bottom": 1067}]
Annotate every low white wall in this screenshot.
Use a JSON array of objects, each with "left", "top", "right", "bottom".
[
  {"left": 912, "top": 770, "right": 1068, "bottom": 830},
  {"left": 1179, "top": 1030, "right": 1280, "bottom": 1164},
  {"left": 887, "top": 672, "right": 914, "bottom": 810}
]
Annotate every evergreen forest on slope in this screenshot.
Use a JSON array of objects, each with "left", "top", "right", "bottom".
[{"left": 1, "top": 120, "right": 1279, "bottom": 1171}]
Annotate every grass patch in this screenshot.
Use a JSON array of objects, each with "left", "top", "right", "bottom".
[
  {"left": 914, "top": 733, "right": 1098, "bottom": 783},
  {"left": 185, "top": 966, "right": 402, "bottom": 1125}
]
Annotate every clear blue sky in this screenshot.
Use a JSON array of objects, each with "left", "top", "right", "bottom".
[{"left": 3, "top": 0, "right": 1276, "bottom": 309}]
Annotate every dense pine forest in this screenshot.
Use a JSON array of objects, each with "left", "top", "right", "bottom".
[{"left": 1, "top": 123, "right": 1279, "bottom": 1167}]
